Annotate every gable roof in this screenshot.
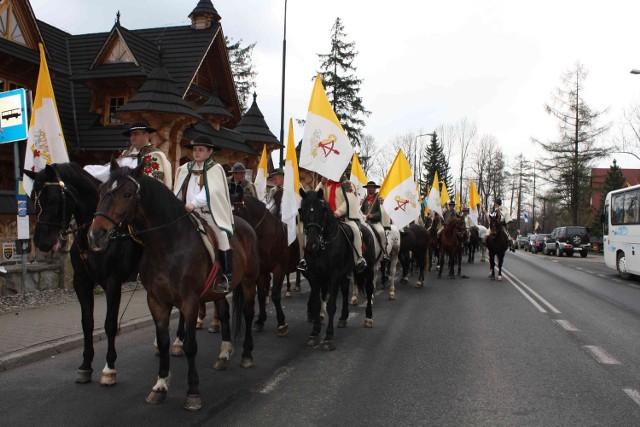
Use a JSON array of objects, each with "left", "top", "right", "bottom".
[{"left": 234, "top": 93, "right": 282, "bottom": 147}]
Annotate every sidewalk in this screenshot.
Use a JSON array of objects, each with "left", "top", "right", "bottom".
[{"left": 0, "top": 286, "right": 163, "bottom": 372}]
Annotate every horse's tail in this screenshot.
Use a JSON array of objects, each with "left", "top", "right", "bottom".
[{"left": 231, "top": 284, "right": 245, "bottom": 342}]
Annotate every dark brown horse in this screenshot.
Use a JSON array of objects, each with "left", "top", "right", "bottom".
[
  {"left": 467, "top": 225, "right": 480, "bottom": 263},
  {"left": 87, "top": 162, "right": 258, "bottom": 410},
  {"left": 426, "top": 214, "right": 441, "bottom": 271},
  {"left": 24, "top": 163, "right": 143, "bottom": 385},
  {"left": 399, "top": 222, "right": 429, "bottom": 288},
  {"left": 231, "top": 190, "right": 297, "bottom": 336},
  {"left": 485, "top": 214, "right": 509, "bottom": 281},
  {"left": 438, "top": 216, "right": 466, "bottom": 278}
]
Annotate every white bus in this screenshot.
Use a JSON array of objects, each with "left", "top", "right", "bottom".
[{"left": 603, "top": 184, "right": 640, "bottom": 279}]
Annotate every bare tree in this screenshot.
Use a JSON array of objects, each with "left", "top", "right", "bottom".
[
  {"left": 357, "top": 133, "right": 379, "bottom": 177},
  {"left": 453, "top": 117, "right": 478, "bottom": 198},
  {"left": 470, "top": 134, "right": 504, "bottom": 213},
  {"left": 612, "top": 103, "right": 640, "bottom": 161}
]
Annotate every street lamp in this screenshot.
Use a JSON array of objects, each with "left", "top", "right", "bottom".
[{"left": 414, "top": 132, "right": 435, "bottom": 183}]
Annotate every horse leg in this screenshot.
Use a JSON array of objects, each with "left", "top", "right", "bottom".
[
  {"left": 213, "top": 298, "right": 234, "bottom": 371},
  {"left": 285, "top": 271, "right": 292, "bottom": 298},
  {"left": 321, "top": 280, "right": 340, "bottom": 351},
  {"left": 380, "top": 257, "right": 388, "bottom": 286},
  {"left": 364, "top": 273, "right": 374, "bottom": 328},
  {"left": 307, "top": 285, "right": 321, "bottom": 347},
  {"left": 252, "top": 273, "right": 269, "bottom": 332},
  {"left": 170, "top": 313, "right": 185, "bottom": 357},
  {"left": 294, "top": 271, "right": 301, "bottom": 292},
  {"left": 389, "top": 254, "right": 398, "bottom": 300},
  {"left": 196, "top": 301, "right": 206, "bottom": 329},
  {"left": 73, "top": 278, "right": 95, "bottom": 384},
  {"left": 239, "top": 281, "right": 256, "bottom": 368},
  {"left": 350, "top": 275, "right": 359, "bottom": 305},
  {"left": 100, "top": 282, "right": 122, "bottom": 386},
  {"left": 271, "top": 270, "right": 289, "bottom": 337},
  {"left": 338, "top": 275, "right": 350, "bottom": 328},
  {"left": 208, "top": 303, "right": 220, "bottom": 333},
  {"left": 146, "top": 299, "right": 172, "bottom": 406},
  {"left": 497, "top": 253, "right": 504, "bottom": 281},
  {"left": 437, "top": 252, "right": 444, "bottom": 279},
  {"left": 181, "top": 296, "right": 202, "bottom": 411}
]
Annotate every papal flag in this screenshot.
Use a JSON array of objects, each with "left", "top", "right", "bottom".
[
  {"left": 300, "top": 73, "right": 353, "bottom": 181},
  {"left": 379, "top": 150, "right": 419, "bottom": 229},
  {"left": 426, "top": 172, "right": 442, "bottom": 217},
  {"left": 23, "top": 43, "right": 69, "bottom": 195},
  {"left": 455, "top": 192, "right": 461, "bottom": 211},
  {"left": 469, "top": 178, "right": 482, "bottom": 225},
  {"left": 254, "top": 145, "right": 269, "bottom": 202},
  {"left": 281, "top": 118, "right": 302, "bottom": 245},
  {"left": 349, "top": 153, "right": 368, "bottom": 201},
  {"left": 440, "top": 181, "right": 450, "bottom": 206}
]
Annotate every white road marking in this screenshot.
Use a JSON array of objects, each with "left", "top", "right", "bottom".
[
  {"left": 576, "top": 267, "right": 583, "bottom": 271},
  {"left": 553, "top": 319, "right": 579, "bottom": 331},
  {"left": 585, "top": 270, "right": 595, "bottom": 274},
  {"left": 598, "top": 274, "right": 606, "bottom": 278},
  {"left": 583, "top": 346, "right": 621, "bottom": 365},
  {"left": 503, "top": 269, "right": 561, "bottom": 314},
  {"left": 623, "top": 389, "right": 640, "bottom": 407},
  {"left": 259, "top": 367, "right": 294, "bottom": 393},
  {"left": 503, "top": 273, "right": 547, "bottom": 313}
]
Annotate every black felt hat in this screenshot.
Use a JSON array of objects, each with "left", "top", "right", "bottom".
[
  {"left": 122, "top": 121, "right": 156, "bottom": 136},
  {"left": 364, "top": 180, "right": 380, "bottom": 188},
  {"left": 183, "top": 135, "right": 221, "bottom": 151}
]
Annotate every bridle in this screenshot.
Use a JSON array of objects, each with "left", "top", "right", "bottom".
[
  {"left": 33, "top": 166, "right": 82, "bottom": 240},
  {"left": 301, "top": 201, "right": 340, "bottom": 251}
]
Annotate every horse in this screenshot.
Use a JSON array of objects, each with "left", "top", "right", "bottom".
[
  {"left": 350, "top": 221, "right": 383, "bottom": 305},
  {"left": 426, "top": 215, "right": 441, "bottom": 271},
  {"left": 230, "top": 191, "right": 293, "bottom": 336},
  {"left": 485, "top": 214, "right": 509, "bottom": 281},
  {"left": 380, "top": 224, "right": 401, "bottom": 300},
  {"left": 399, "top": 222, "right": 429, "bottom": 288},
  {"left": 298, "top": 189, "right": 375, "bottom": 351},
  {"left": 467, "top": 225, "right": 480, "bottom": 263},
  {"left": 438, "top": 216, "right": 466, "bottom": 278},
  {"left": 23, "top": 163, "right": 142, "bottom": 386},
  {"left": 87, "top": 162, "right": 258, "bottom": 410},
  {"left": 477, "top": 224, "right": 489, "bottom": 262}
]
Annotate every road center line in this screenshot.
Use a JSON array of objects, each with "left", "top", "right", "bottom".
[
  {"left": 258, "top": 366, "right": 295, "bottom": 394},
  {"left": 503, "top": 269, "right": 561, "bottom": 314},
  {"left": 553, "top": 319, "right": 579, "bottom": 331},
  {"left": 503, "top": 274, "right": 547, "bottom": 313},
  {"left": 623, "top": 389, "right": 640, "bottom": 407},
  {"left": 583, "top": 345, "right": 621, "bottom": 365}
]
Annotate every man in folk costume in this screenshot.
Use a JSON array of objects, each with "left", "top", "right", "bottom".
[
  {"left": 265, "top": 168, "right": 284, "bottom": 220},
  {"left": 174, "top": 135, "right": 234, "bottom": 293},
  {"left": 360, "top": 180, "right": 389, "bottom": 261},
  {"left": 84, "top": 121, "right": 172, "bottom": 187},
  {"left": 438, "top": 200, "right": 458, "bottom": 237},
  {"left": 482, "top": 198, "right": 514, "bottom": 248},
  {"left": 227, "top": 162, "right": 257, "bottom": 198},
  {"left": 301, "top": 175, "right": 367, "bottom": 273},
  {"left": 460, "top": 206, "right": 472, "bottom": 240}
]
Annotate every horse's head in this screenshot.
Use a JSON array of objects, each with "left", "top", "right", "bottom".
[
  {"left": 24, "top": 164, "right": 81, "bottom": 253},
  {"left": 229, "top": 186, "right": 245, "bottom": 210},
  {"left": 298, "top": 189, "right": 331, "bottom": 253},
  {"left": 88, "top": 160, "right": 142, "bottom": 252}
]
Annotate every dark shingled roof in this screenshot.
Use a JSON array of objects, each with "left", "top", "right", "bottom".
[
  {"left": 189, "top": 0, "right": 221, "bottom": 21},
  {"left": 235, "top": 93, "right": 282, "bottom": 147},
  {"left": 183, "top": 121, "right": 258, "bottom": 156},
  {"left": 117, "top": 62, "right": 202, "bottom": 119},
  {"left": 197, "top": 89, "right": 233, "bottom": 119}
]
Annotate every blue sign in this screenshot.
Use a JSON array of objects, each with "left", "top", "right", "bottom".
[{"left": 0, "top": 88, "right": 28, "bottom": 144}]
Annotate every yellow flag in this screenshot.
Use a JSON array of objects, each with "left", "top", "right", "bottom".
[
  {"left": 455, "top": 192, "right": 461, "bottom": 211},
  {"left": 440, "top": 181, "right": 450, "bottom": 205},
  {"left": 469, "top": 178, "right": 481, "bottom": 208},
  {"left": 349, "top": 153, "right": 368, "bottom": 200}
]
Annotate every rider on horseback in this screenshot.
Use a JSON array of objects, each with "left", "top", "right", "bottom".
[
  {"left": 437, "top": 200, "right": 458, "bottom": 238},
  {"left": 360, "top": 180, "right": 390, "bottom": 261},
  {"left": 483, "top": 198, "right": 513, "bottom": 247},
  {"left": 298, "top": 175, "right": 367, "bottom": 273}
]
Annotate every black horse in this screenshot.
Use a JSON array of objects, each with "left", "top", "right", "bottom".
[
  {"left": 298, "top": 189, "right": 375, "bottom": 351},
  {"left": 467, "top": 226, "right": 480, "bottom": 264},
  {"left": 399, "top": 222, "right": 429, "bottom": 288},
  {"left": 486, "top": 214, "right": 509, "bottom": 281},
  {"left": 23, "top": 163, "right": 142, "bottom": 385}
]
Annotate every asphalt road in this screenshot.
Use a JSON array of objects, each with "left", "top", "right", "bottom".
[{"left": 2, "top": 250, "right": 640, "bottom": 426}]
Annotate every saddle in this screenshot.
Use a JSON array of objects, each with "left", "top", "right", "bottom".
[{"left": 189, "top": 211, "right": 219, "bottom": 265}]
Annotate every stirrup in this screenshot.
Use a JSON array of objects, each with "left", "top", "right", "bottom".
[
  {"left": 297, "top": 258, "right": 307, "bottom": 272},
  {"left": 213, "top": 275, "right": 231, "bottom": 293},
  {"left": 356, "top": 258, "right": 367, "bottom": 273}
]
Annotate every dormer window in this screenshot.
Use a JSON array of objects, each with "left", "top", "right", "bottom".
[
  {"left": 104, "top": 38, "right": 134, "bottom": 64},
  {"left": 0, "top": 1, "right": 26, "bottom": 45}
]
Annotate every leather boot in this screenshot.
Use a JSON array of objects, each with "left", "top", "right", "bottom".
[{"left": 214, "top": 250, "right": 233, "bottom": 293}]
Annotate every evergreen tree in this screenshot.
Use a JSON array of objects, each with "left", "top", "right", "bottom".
[
  {"left": 421, "top": 132, "right": 453, "bottom": 198},
  {"left": 591, "top": 159, "right": 627, "bottom": 237},
  {"left": 535, "top": 62, "right": 610, "bottom": 225},
  {"left": 226, "top": 37, "right": 257, "bottom": 113},
  {"left": 317, "top": 18, "right": 370, "bottom": 146}
]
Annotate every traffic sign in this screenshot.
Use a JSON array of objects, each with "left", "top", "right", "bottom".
[{"left": 0, "top": 88, "right": 28, "bottom": 144}]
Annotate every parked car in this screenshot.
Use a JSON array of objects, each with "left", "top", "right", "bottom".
[
  {"left": 516, "top": 235, "right": 529, "bottom": 250},
  {"left": 530, "top": 234, "right": 549, "bottom": 254},
  {"left": 525, "top": 234, "right": 538, "bottom": 252},
  {"left": 544, "top": 226, "right": 591, "bottom": 257}
]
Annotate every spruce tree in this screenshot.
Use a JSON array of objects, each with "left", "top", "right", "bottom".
[
  {"left": 226, "top": 37, "right": 257, "bottom": 113},
  {"left": 591, "top": 159, "right": 626, "bottom": 238},
  {"left": 421, "top": 132, "right": 453, "bottom": 198},
  {"left": 317, "top": 18, "right": 370, "bottom": 146}
]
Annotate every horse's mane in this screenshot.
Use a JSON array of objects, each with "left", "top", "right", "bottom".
[{"left": 40, "top": 162, "right": 100, "bottom": 195}]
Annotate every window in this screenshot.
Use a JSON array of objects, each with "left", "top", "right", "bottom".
[
  {"left": 0, "top": 2, "right": 26, "bottom": 45},
  {"left": 106, "top": 96, "right": 126, "bottom": 125},
  {"left": 104, "top": 38, "right": 134, "bottom": 64}
]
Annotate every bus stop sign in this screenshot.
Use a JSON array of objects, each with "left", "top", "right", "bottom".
[{"left": 0, "top": 88, "right": 28, "bottom": 144}]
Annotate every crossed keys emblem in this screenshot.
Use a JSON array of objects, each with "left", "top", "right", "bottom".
[
  {"left": 310, "top": 130, "right": 340, "bottom": 158},
  {"left": 393, "top": 193, "right": 417, "bottom": 211}
]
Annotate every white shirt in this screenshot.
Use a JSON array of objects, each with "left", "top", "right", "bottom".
[{"left": 83, "top": 148, "right": 139, "bottom": 183}]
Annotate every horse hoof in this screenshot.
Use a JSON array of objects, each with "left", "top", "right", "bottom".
[
  {"left": 214, "top": 358, "right": 230, "bottom": 371},
  {"left": 171, "top": 344, "right": 184, "bottom": 357},
  {"left": 100, "top": 371, "right": 117, "bottom": 386},
  {"left": 195, "top": 318, "right": 203, "bottom": 329},
  {"left": 183, "top": 394, "right": 202, "bottom": 411},
  {"left": 208, "top": 323, "right": 220, "bottom": 333},
  {"left": 350, "top": 296, "right": 358, "bottom": 305},
  {"left": 75, "top": 369, "right": 93, "bottom": 384},
  {"left": 307, "top": 336, "right": 320, "bottom": 347},
  {"left": 294, "top": 286, "right": 301, "bottom": 292},
  {"left": 240, "top": 357, "right": 254, "bottom": 369},
  {"left": 389, "top": 292, "right": 396, "bottom": 300},
  {"left": 146, "top": 389, "right": 167, "bottom": 405},
  {"left": 252, "top": 322, "right": 265, "bottom": 332},
  {"left": 414, "top": 282, "right": 423, "bottom": 288},
  {"left": 337, "top": 319, "right": 347, "bottom": 328},
  {"left": 277, "top": 324, "right": 289, "bottom": 337},
  {"left": 364, "top": 318, "right": 374, "bottom": 328},
  {"left": 321, "top": 340, "right": 337, "bottom": 351},
  {"left": 285, "top": 291, "right": 292, "bottom": 298},
  {"left": 497, "top": 275, "right": 503, "bottom": 281},
  {"left": 400, "top": 277, "right": 409, "bottom": 284}
]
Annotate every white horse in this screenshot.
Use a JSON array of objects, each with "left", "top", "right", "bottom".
[
  {"left": 350, "top": 222, "right": 384, "bottom": 305},
  {"left": 477, "top": 225, "right": 489, "bottom": 262},
  {"left": 383, "top": 225, "right": 401, "bottom": 300}
]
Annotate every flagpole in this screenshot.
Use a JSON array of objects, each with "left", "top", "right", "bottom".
[{"left": 278, "top": 0, "right": 288, "bottom": 168}]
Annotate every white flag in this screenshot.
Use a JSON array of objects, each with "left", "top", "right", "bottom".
[
  {"left": 300, "top": 74, "right": 353, "bottom": 181},
  {"left": 254, "top": 145, "right": 268, "bottom": 202},
  {"left": 23, "top": 43, "right": 69, "bottom": 195},
  {"left": 281, "top": 119, "right": 302, "bottom": 245},
  {"left": 379, "top": 150, "right": 420, "bottom": 229},
  {"left": 426, "top": 172, "right": 442, "bottom": 217}
]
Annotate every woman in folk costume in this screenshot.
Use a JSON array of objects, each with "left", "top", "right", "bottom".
[
  {"left": 316, "top": 175, "right": 367, "bottom": 272},
  {"left": 174, "top": 135, "right": 234, "bottom": 293}
]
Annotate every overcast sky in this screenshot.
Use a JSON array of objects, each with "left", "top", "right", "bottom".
[{"left": 30, "top": 0, "right": 640, "bottom": 171}]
